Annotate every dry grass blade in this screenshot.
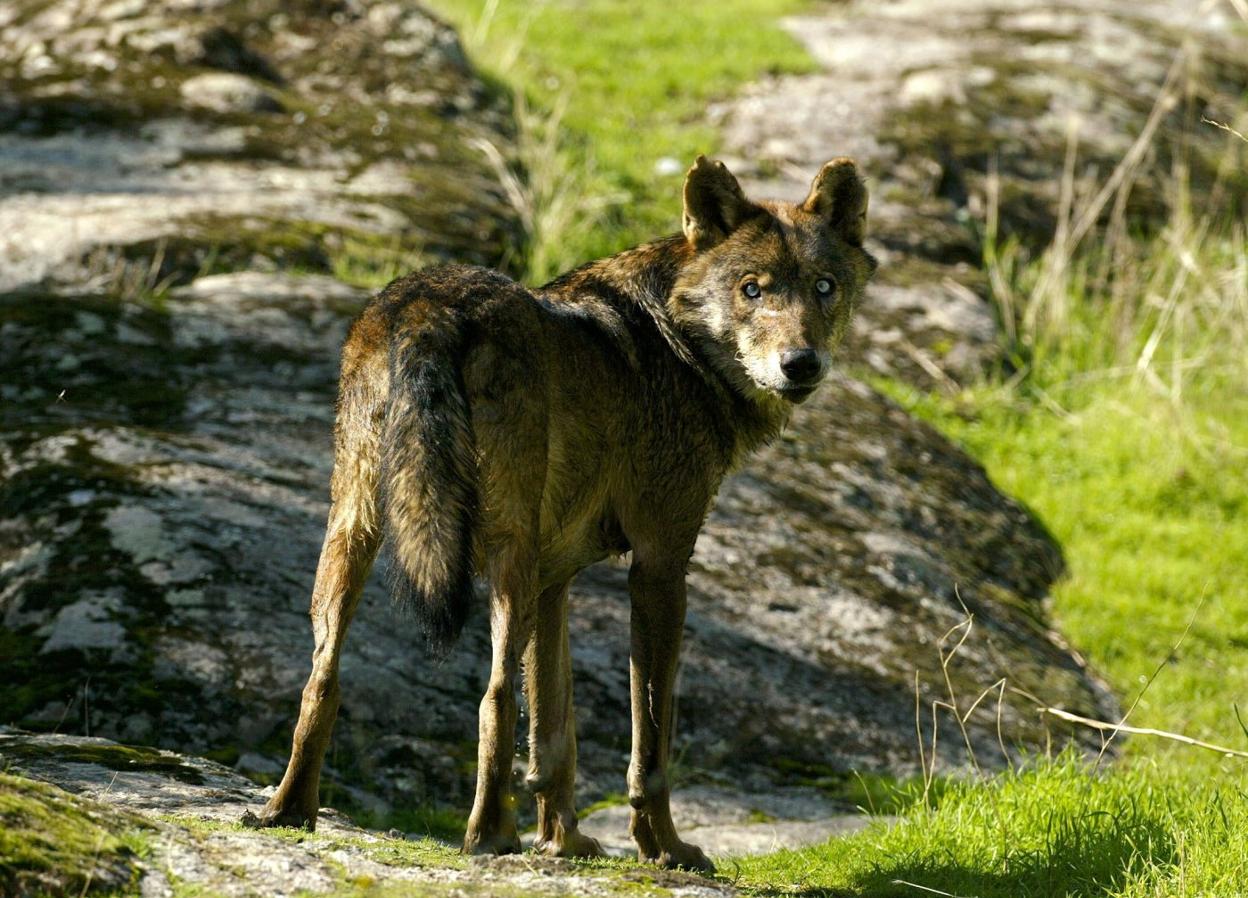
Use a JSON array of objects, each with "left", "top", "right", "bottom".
[
  {"left": 1063, "top": 53, "right": 1184, "bottom": 255},
  {"left": 982, "top": 36, "right": 1247, "bottom": 411},
  {"left": 893, "top": 880, "right": 977, "bottom": 898},
  {"left": 1093, "top": 586, "right": 1209, "bottom": 765},
  {"left": 1202, "top": 115, "right": 1248, "bottom": 143},
  {"left": 1033, "top": 706, "right": 1248, "bottom": 759},
  {"left": 471, "top": 91, "right": 624, "bottom": 283},
  {"left": 936, "top": 607, "right": 979, "bottom": 773}
]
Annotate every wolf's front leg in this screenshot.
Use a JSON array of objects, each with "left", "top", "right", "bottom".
[
  {"left": 625, "top": 556, "right": 714, "bottom": 873},
  {"left": 524, "top": 580, "right": 604, "bottom": 858}
]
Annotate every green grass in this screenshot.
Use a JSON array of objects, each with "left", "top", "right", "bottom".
[
  {"left": 349, "top": 803, "right": 469, "bottom": 846},
  {"left": 886, "top": 377, "right": 1248, "bottom": 756},
  {"left": 733, "top": 753, "right": 1248, "bottom": 897},
  {"left": 424, "top": 0, "right": 816, "bottom": 280}
]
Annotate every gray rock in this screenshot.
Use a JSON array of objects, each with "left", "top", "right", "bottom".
[
  {"left": 2, "top": 730, "right": 732, "bottom": 897},
  {"left": 0, "top": 0, "right": 521, "bottom": 292},
  {"left": 38, "top": 592, "right": 128, "bottom": 655},
  {"left": 179, "top": 72, "right": 284, "bottom": 114},
  {"left": 570, "top": 785, "right": 881, "bottom": 858}
]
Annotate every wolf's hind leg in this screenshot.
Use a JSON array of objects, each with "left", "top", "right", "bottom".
[
  {"left": 459, "top": 337, "right": 546, "bottom": 856},
  {"left": 462, "top": 539, "right": 536, "bottom": 856},
  {"left": 524, "top": 581, "right": 604, "bottom": 858},
  {"left": 250, "top": 371, "right": 383, "bottom": 830}
]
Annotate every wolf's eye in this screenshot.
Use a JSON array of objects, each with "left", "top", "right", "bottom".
[
  {"left": 815, "top": 278, "right": 835, "bottom": 296},
  {"left": 742, "top": 280, "right": 762, "bottom": 299}
]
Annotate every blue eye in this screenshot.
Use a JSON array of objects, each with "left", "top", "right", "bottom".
[
  {"left": 742, "top": 280, "right": 762, "bottom": 299},
  {"left": 815, "top": 278, "right": 834, "bottom": 296}
]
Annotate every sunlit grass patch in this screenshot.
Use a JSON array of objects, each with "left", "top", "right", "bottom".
[
  {"left": 881, "top": 190, "right": 1248, "bottom": 754},
  {"left": 883, "top": 372, "right": 1248, "bottom": 761},
  {"left": 426, "top": 0, "right": 816, "bottom": 280},
  {"left": 733, "top": 753, "right": 1248, "bottom": 897}
]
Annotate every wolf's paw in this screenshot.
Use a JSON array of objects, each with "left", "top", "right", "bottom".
[
  {"left": 534, "top": 828, "right": 605, "bottom": 859},
  {"left": 643, "top": 840, "right": 715, "bottom": 874},
  {"left": 241, "top": 800, "right": 317, "bottom": 831},
  {"left": 463, "top": 825, "right": 522, "bottom": 857}
]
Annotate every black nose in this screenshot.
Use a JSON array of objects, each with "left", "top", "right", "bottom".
[{"left": 780, "top": 348, "right": 822, "bottom": 383}]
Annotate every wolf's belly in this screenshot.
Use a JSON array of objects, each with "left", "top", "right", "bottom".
[{"left": 536, "top": 501, "right": 630, "bottom": 588}]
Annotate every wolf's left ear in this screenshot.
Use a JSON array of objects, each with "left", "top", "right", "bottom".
[
  {"left": 802, "top": 158, "right": 868, "bottom": 246},
  {"left": 683, "top": 155, "right": 760, "bottom": 250}
]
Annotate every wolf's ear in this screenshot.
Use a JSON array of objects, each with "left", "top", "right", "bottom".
[
  {"left": 683, "top": 155, "right": 760, "bottom": 250},
  {"left": 802, "top": 158, "right": 868, "bottom": 246}
]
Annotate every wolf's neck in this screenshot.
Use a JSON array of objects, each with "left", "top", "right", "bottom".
[
  {"left": 543, "top": 235, "right": 715, "bottom": 380},
  {"left": 541, "top": 236, "right": 792, "bottom": 457},
  {"left": 554, "top": 234, "right": 689, "bottom": 313}
]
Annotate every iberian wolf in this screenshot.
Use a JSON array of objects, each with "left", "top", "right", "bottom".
[{"left": 249, "top": 156, "right": 876, "bottom": 872}]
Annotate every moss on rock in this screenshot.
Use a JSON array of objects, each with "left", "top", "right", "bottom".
[{"left": 0, "top": 772, "right": 147, "bottom": 897}]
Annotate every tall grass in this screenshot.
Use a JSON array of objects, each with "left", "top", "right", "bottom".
[
  {"left": 446, "top": 4, "right": 619, "bottom": 284},
  {"left": 428, "top": 0, "right": 814, "bottom": 277},
  {"left": 469, "top": 90, "right": 624, "bottom": 283},
  {"left": 981, "top": 48, "right": 1248, "bottom": 412},
  {"left": 880, "top": 29, "right": 1248, "bottom": 779}
]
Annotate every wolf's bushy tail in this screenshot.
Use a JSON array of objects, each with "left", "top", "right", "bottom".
[{"left": 379, "top": 327, "right": 478, "bottom": 654}]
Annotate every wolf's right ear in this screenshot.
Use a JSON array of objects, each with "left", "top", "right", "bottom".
[
  {"left": 802, "top": 158, "right": 868, "bottom": 246},
  {"left": 683, "top": 155, "right": 760, "bottom": 250}
]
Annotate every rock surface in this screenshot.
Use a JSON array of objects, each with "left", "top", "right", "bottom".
[
  {"left": 574, "top": 786, "right": 878, "bottom": 859},
  {"left": 0, "top": 0, "right": 1145, "bottom": 854},
  {"left": 0, "top": 729, "right": 744, "bottom": 897},
  {"left": 0, "top": 0, "right": 520, "bottom": 292},
  {"left": 0, "top": 269, "right": 1116, "bottom": 819},
  {"left": 714, "top": 0, "right": 1248, "bottom": 387}
]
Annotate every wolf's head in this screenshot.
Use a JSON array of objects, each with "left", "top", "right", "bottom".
[{"left": 670, "top": 155, "right": 877, "bottom": 405}]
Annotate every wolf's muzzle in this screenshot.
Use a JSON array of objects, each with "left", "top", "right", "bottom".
[{"left": 779, "top": 348, "right": 823, "bottom": 384}]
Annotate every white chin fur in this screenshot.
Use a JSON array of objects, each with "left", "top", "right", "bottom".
[{"left": 742, "top": 350, "right": 831, "bottom": 395}]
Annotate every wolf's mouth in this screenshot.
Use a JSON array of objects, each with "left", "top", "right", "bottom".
[{"left": 777, "top": 383, "right": 818, "bottom": 403}]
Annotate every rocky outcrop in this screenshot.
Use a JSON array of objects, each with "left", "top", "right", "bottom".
[
  {"left": 0, "top": 269, "right": 1114, "bottom": 819},
  {"left": 0, "top": 0, "right": 1139, "bottom": 841},
  {"left": 0, "top": 0, "right": 520, "bottom": 292},
  {"left": 715, "top": 0, "right": 1248, "bottom": 387},
  {"left": 0, "top": 729, "right": 740, "bottom": 897}
]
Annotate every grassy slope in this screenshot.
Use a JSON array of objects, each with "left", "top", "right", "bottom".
[
  {"left": 418, "top": 3, "right": 1248, "bottom": 897},
  {"left": 426, "top": 0, "right": 815, "bottom": 279},
  {"left": 891, "top": 382, "right": 1248, "bottom": 752},
  {"left": 734, "top": 755, "right": 1248, "bottom": 896}
]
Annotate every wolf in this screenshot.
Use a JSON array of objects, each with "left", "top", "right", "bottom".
[{"left": 249, "top": 155, "right": 876, "bottom": 872}]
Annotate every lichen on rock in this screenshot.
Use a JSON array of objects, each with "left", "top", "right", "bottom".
[
  {"left": 2, "top": 730, "right": 732, "bottom": 897},
  {"left": 0, "top": 0, "right": 523, "bottom": 291}
]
